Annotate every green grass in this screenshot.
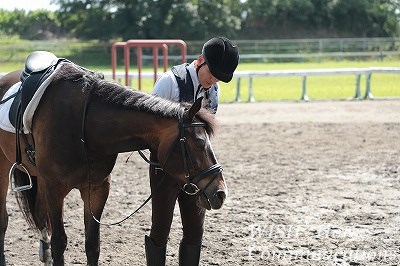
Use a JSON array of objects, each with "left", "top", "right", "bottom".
[{"left": 1, "top": 37, "right": 399, "bottom": 102}]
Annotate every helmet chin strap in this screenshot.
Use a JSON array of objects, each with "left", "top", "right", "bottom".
[
  {"left": 196, "top": 61, "right": 206, "bottom": 77},
  {"left": 195, "top": 62, "right": 210, "bottom": 94}
]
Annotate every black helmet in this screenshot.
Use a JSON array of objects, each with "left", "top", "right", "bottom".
[{"left": 202, "top": 37, "right": 239, "bottom": 83}]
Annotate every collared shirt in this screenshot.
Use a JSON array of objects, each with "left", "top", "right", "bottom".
[{"left": 152, "top": 61, "right": 220, "bottom": 105}]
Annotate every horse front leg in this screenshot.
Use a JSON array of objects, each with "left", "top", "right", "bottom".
[
  {"left": 80, "top": 175, "right": 110, "bottom": 266},
  {"left": 45, "top": 184, "right": 68, "bottom": 266}
]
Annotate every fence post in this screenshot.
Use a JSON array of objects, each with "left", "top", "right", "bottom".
[
  {"left": 248, "top": 77, "right": 255, "bottom": 102},
  {"left": 300, "top": 76, "right": 309, "bottom": 101},
  {"left": 235, "top": 77, "right": 242, "bottom": 102},
  {"left": 364, "top": 72, "right": 374, "bottom": 99},
  {"left": 353, "top": 74, "right": 362, "bottom": 100}
]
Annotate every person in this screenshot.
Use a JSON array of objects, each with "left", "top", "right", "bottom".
[{"left": 145, "top": 36, "right": 239, "bottom": 266}]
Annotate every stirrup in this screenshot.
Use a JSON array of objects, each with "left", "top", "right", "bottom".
[{"left": 9, "top": 162, "right": 33, "bottom": 192}]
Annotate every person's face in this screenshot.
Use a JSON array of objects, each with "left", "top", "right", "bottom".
[{"left": 197, "top": 55, "right": 219, "bottom": 89}]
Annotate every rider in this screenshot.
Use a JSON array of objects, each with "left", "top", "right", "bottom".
[{"left": 145, "top": 36, "right": 239, "bottom": 266}]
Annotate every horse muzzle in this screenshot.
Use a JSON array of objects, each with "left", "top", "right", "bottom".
[
  {"left": 198, "top": 188, "right": 227, "bottom": 210},
  {"left": 182, "top": 163, "right": 227, "bottom": 210},
  {"left": 197, "top": 170, "right": 228, "bottom": 210}
]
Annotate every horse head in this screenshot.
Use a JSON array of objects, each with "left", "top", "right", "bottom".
[{"left": 157, "top": 97, "right": 227, "bottom": 210}]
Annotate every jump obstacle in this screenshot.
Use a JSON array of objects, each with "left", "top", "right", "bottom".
[{"left": 111, "top": 39, "right": 187, "bottom": 90}]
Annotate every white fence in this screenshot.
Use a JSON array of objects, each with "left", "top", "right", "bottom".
[
  {"left": 231, "top": 67, "right": 400, "bottom": 102},
  {"left": 2, "top": 67, "right": 400, "bottom": 102}
]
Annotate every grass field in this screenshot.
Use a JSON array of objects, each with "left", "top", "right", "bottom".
[{"left": 1, "top": 37, "right": 399, "bottom": 102}]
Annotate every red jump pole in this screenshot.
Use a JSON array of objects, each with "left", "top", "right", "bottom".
[
  {"left": 119, "top": 39, "right": 187, "bottom": 90},
  {"left": 111, "top": 41, "right": 126, "bottom": 81}
]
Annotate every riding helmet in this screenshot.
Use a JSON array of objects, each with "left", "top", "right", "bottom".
[{"left": 202, "top": 37, "right": 239, "bottom": 83}]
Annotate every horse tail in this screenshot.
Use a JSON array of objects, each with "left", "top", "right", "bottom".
[{"left": 13, "top": 169, "right": 40, "bottom": 230}]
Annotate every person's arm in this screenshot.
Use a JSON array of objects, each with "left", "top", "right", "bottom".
[{"left": 152, "top": 73, "right": 179, "bottom": 101}]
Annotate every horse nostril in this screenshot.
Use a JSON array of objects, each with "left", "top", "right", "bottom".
[{"left": 215, "top": 190, "right": 226, "bottom": 204}]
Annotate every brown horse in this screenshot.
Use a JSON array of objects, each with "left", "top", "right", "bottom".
[{"left": 0, "top": 62, "right": 227, "bottom": 265}]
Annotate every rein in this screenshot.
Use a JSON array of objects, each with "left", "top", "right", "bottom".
[{"left": 80, "top": 90, "right": 150, "bottom": 226}]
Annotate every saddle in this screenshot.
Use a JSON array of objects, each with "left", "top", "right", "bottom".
[
  {"left": 9, "top": 51, "right": 59, "bottom": 130},
  {"left": 8, "top": 51, "right": 66, "bottom": 192}
]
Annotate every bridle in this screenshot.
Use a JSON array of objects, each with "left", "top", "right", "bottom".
[
  {"left": 165, "top": 115, "right": 223, "bottom": 196},
  {"left": 139, "top": 114, "right": 224, "bottom": 196}
]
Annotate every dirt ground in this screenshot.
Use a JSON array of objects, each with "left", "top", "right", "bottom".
[{"left": 4, "top": 100, "right": 400, "bottom": 266}]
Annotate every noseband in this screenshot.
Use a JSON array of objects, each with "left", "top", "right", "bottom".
[{"left": 166, "top": 116, "right": 224, "bottom": 196}]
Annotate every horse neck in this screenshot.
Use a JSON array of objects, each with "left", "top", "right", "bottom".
[
  {"left": 86, "top": 106, "right": 178, "bottom": 155},
  {"left": 131, "top": 112, "right": 178, "bottom": 151}
]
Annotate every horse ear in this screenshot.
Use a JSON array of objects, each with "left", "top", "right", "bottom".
[{"left": 184, "top": 97, "right": 203, "bottom": 121}]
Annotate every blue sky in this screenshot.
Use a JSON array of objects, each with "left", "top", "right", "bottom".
[{"left": 0, "top": 0, "right": 58, "bottom": 11}]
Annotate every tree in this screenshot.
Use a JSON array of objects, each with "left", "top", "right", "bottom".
[
  {"left": 197, "top": 0, "right": 242, "bottom": 39},
  {"left": 162, "top": 1, "right": 206, "bottom": 40},
  {"left": 241, "top": 0, "right": 400, "bottom": 38},
  {"left": 332, "top": 0, "right": 400, "bottom": 37},
  {"left": 55, "top": 0, "right": 116, "bottom": 40},
  {"left": 0, "top": 9, "right": 27, "bottom": 36},
  {"left": 2, "top": 0, "right": 399, "bottom": 40},
  {"left": 0, "top": 9, "right": 60, "bottom": 39},
  {"left": 52, "top": 0, "right": 243, "bottom": 40}
]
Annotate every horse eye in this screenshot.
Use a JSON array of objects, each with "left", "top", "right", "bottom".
[
  {"left": 188, "top": 129, "right": 207, "bottom": 149},
  {"left": 194, "top": 137, "right": 206, "bottom": 148}
]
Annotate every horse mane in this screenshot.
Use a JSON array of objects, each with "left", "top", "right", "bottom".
[{"left": 53, "top": 63, "right": 218, "bottom": 136}]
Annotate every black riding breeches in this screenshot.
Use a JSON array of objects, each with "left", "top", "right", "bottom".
[{"left": 149, "top": 153, "right": 205, "bottom": 247}]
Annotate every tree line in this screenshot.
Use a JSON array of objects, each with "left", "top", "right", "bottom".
[{"left": 0, "top": 0, "right": 399, "bottom": 41}]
